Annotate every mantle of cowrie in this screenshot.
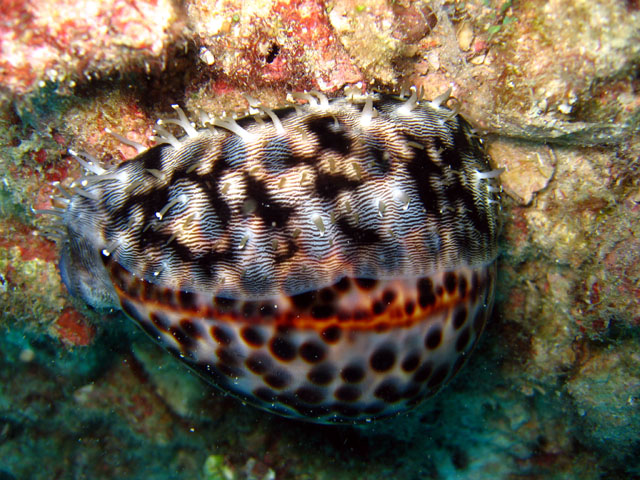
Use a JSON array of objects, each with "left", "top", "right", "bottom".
[{"left": 43, "top": 86, "right": 501, "bottom": 423}]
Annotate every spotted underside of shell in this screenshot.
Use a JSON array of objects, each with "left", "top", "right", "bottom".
[
  {"left": 109, "top": 254, "right": 495, "bottom": 422},
  {"left": 54, "top": 90, "right": 501, "bottom": 423}
]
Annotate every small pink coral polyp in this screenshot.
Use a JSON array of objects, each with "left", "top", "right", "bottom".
[{"left": 49, "top": 89, "right": 501, "bottom": 423}]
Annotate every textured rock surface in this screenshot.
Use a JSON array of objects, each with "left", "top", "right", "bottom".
[{"left": 1, "top": 0, "right": 639, "bottom": 478}]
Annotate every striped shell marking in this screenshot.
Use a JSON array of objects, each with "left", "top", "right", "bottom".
[{"left": 53, "top": 90, "right": 500, "bottom": 423}]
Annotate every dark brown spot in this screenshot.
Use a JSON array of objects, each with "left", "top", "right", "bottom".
[
  {"left": 245, "top": 352, "right": 272, "bottom": 374},
  {"left": 458, "top": 276, "right": 468, "bottom": 297},
  {"left": 270, "top": 336, "right": 296, "bottom": 361},
  {"left": 453, "top": 307, "right": 467, "bottom": 330},
  {"left": 336, "top": 217, "right": 381, "bottom": 246},
  {"left": 254, "top": 387, "right": 277, "bottom": 402},
  {"left": 307, "top": 364, "right": 335, "bottom": 385},
  {"left": 425, "top": 327, "right": 442, "bottom": 350},
  {"left": 217, "top": 363, "right": 243, "bottom": 378},
  {"left": 321, "top": 325, "right": 342, "bottom": 343},
  {"left": 163, "top": 343, "right": 182, "bottom": 359},
  {"left": 136, "top": 279, "right": 151, "bottom": 302},
  {"left": 404, "top": 300, "right": 415, "bottom": 316},
  {"left": 290, "top": 290, "right": 316, "bottom": 309},
  {"left": 299, "top": 341, "right": 326, "bottom": 363},
  {"left": 140, "top": 273, "right": 158, "bottom": 302},
  {"left": 178, "top": 290, "right": 197, "bottom": 310},
  {"left": 264, "top": 368, "right": 291, "bottom": 389},
  {"left": 159, "top": 288, "right": 177, "bottom": 308},
  {"left": 143, "top": 285, "right": 162, "bottom": 306},
  {"left": 370, "top": 345, "right": 396, "bottom": 372},
  {"left": 120, "top": 299, "right": 142, "bottom": 322},
  {"left": 403, "top": 383, "right": 421, "bottom": 399},
  {"left": 318, "top": 287, "right": 336, "bottom": 303},
  {"left": 406, "top": 393, "right": 427, "bottom": 407},
  {"left": 315, "top": 172, "right": 361, "bottom": 200},
  {"left": 244, "top": 173, "right": 294, "bottom": 228},
  {"left": 217, "top": 347, "right": 241, "bottom": 368},
  {"left": 364, "top": 403, "right": 385, "bottom": 415},
  {"left": 242, "top": 302, "right": 256, "bottom": 317},
  {"left": 334, "top": 277, "right": 351, "bottom": 292},
  {"left": 405, "top": 135, "right": 443, "bottom": 213},
  {"left": 311, "top": 304, "right": 335, "bottom": 319},
  {"left": 382, "top": 289, "right": 396, "bottom": 305},
  {"left": 470, "top": 272, "right": 479, "bottom": 301},
  {"left": 211, "top": 325, "right": 233, "bottom": 346},
  {"left": 374, "top": 380, "right": 401, "bottom": 403},
  {"left": 372, "top": 301, "right": 385, "bottom": 315},
  {"left": 341, "top": 364, "right": 365, "bottom": 383},
  {"left": 214, "top": 296, "right": 236, "bottom": 312},
  {"left": 295, "top": 386, "right": 326, "bottom": 404},
  {"left": 401, "top": 352, "right": 420, "bottom": 372},
  {"left": 355, "top": 278, "right": 377, "bottom": 290},
  {"left": 444, "top": 272, "right": 457, "bottom": 294},
  {"left": 418, "top": 277, "right": 436, "bottom": 308},
  {"left": 136, "top": 319, "right": 161, "bottom": 341},
  {"left": 120, "top": 275, "right": 140, "bottom": 299},
  {"left": 149, "top": 311, "right": 170, "bottom": 331},
  {"left": 259, "top": 303, "right": 274, "bottom": 317},
  {"left": 307, "top": 116, "right": 351, "bottom": 155},
  {"left": 334, "top": 385, "right": 361, "bottom": 402},
  {"left": 169, "top": 326, "right": 194, "bottom": 349},
  {"left": 427, "top": 364, "right": 449, "bottom": 389},
  {"left": 241, "top": 326, "right": 265, "bottom": 347},
  {"left": 179, "top": 319, "right": 201, "bottom": 339},
  {"left": 413, "top": 361, "right": 433, "bottom": 383},
  {"left": 456, "top": 327, "right": 471, "bottom": 352}
]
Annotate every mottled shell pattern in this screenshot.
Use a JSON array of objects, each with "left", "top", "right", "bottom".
[{"left": 49, "top": 87, "right": 500, "bottom": 423}]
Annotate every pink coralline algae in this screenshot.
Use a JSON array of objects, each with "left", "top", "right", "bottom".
[{"left": 0, "top": 0, "right": 177, "bottom": 93}]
